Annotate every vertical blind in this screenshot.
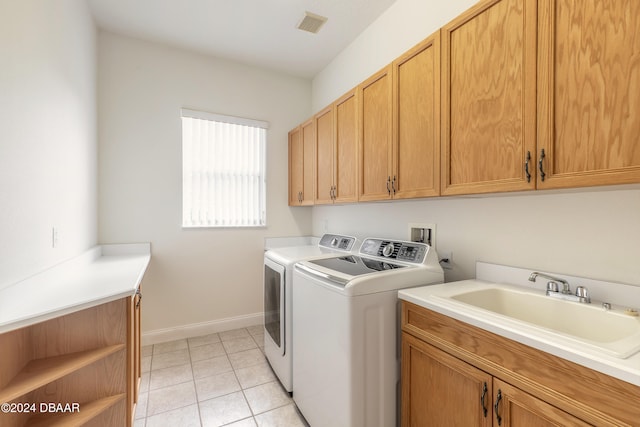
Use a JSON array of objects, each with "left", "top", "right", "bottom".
[{"left": 181, "top": 109, "right": 268, "bottom": 227}]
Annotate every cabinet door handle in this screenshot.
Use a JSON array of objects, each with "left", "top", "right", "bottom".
[
  {"left": 494, "top": 389, "right": 503, "bottom": 426},
  {"left": 538, "top": 148, "right": 546, "bottom": 182},
  {"left": 481, "top": 382, "right": 488, "bottom": 417},
  {"left": 392, "top": 175, "right": 396, "bottom": 195},
  {"left": 524, "top": 151, "right": 531, "bottom": 183},
  {"left": 386, "top": 176, "right": 391, "bottom": 195}
]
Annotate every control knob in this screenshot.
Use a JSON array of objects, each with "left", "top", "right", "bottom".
[
  {"left": 331, "top": 237, "right": 339, "bottom": 247},
  {"left": 382, "top": 243, "right": 395, "bottom": 257}
]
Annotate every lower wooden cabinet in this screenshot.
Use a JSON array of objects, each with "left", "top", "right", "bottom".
[
  {"left": 0, "top": 295, "right": 142, "bottom": 427},
  {"left": 402, "top": 332, "right": 491, "bottom": 426},
  {"left": 492, "top": 378, "right": 590, "bottom": 427},
  {"left": 402, "top": 332, "right": 589, "bottom": 426},
  {"left": 401, "top": 301, "right": 640, "bottom": 427}
]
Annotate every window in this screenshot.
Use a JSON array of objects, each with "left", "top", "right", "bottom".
[{"left": 181, "top": 108, "right": 268, "bottom": 227}]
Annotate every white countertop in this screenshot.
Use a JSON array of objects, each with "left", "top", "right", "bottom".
[
  {"left": 399, "top": 279, "right": 640, "bottom": 387},
  {"left": 0, "top": 243, "right": 151, "bottom": 334}
]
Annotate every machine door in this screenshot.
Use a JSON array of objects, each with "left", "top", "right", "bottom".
[{"left": 264, "top": 257, "right": 286, "bottom": 355}]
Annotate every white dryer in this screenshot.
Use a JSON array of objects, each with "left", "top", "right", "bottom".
[
  {"left": 263, "top": 233, "right": 357, "bottom": 392},
  {"left": 292, "top": 238, "right": 444, "bottom": 427}
]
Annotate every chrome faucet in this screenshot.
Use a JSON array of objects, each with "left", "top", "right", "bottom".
[
  {"left": 528, "top": 272, "right": 570, "bottom": 293},
  {"left": 528, "top": 272, "right": 590, "bottom": 303}
]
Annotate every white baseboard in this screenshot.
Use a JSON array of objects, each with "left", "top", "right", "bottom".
[{"left": 142, "top": 312, "right": 263, "bottom": 346}]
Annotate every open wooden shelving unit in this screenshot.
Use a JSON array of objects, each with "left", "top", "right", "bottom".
[{"left": 0, "top": 298, "right": 133, "bottom": 426}]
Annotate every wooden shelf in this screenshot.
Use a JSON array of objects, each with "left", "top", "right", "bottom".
[
  {"left": 0, "top": 344, "right": 125, "bottom": 403},
  {"left": 26, "top": 394, "right": 125, "bottom": 427}
]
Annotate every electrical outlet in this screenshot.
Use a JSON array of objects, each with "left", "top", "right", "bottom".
[
  {"left": 52, "top": 227, "right": 59, "bottom": 248},
  {"left": 439, "top": 251, "right": 452, "bottom": 270}
]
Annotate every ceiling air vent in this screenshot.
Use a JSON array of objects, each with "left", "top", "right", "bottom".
[{"left": 296, "top": 11, "right": 328, "bottom": 34}]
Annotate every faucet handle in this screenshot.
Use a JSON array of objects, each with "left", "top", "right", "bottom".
[
  {"left": 575, "top": 286, "right": 591, "bottom": 303},
  {"left": 546, "top": 281, "right": 559, "bottom": 293}
]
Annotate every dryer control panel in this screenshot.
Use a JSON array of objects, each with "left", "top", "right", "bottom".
[{"left": 319, "top": 234, "right": 357, "bottom": 251}]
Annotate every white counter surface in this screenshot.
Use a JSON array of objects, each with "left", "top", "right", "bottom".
[
  {"left": 0, "top": 243, "right": 150, "bottom": 334},
  {"left": 399, "top": 279, "right": 640, "bottom": 387}
]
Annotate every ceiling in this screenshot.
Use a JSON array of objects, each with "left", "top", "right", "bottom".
[{"left": 86, "top": 0, "right": 397, "bottom": 79}]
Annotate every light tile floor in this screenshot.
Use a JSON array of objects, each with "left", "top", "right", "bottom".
[{"left": 134, "top": 325, "right": 309, "bottom": 427}]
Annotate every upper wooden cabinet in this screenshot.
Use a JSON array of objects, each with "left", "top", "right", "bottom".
[
  {"left": 290, "top": 0, "right": 640, "bottom": 203},
  {"left": 537, "top": 0, "right": 640, "bottom": 189},
  {"left": 315, "top": 106, "right": 334, "bottom": 204},
  {"left": 315, "top": 90, "right": 359, "bottom": 204},
  {"left": 288, "top": 119, "right": 315, "bottom": 206},
  {"left": 358, "top": 65, "right": 393, "bottom": 201},
  {"left": 334, "top": 90, "right": 359, "bottom": 203},
  {"left": 288, "top": 126, "right": 303, "bottom": 205},
  {"left": 359, "top": 34, "right": 441, "bottom": 202},
  {"left": 393, "top": 32, "right": 441, "bottom": 199},
  {"left": 441, "top": 0, "right": 537, "bottom": 196}
]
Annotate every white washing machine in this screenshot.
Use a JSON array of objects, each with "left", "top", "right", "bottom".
[
  {"left": 263, "top": 233, "right": 357, "bottom": 392},
  {"left": 292, "top": 238, "right": 444, "bottom": 427}
]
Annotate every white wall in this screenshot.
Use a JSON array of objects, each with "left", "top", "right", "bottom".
[
  {"left": 312, "top": 0, "right": 477, "bottom": 110},
  {"left": 310, "top": 0, "right": 640, "bottom": 287},
  {"left": 0, "top": 0, "right": 97, "bottom": 289},
  {"left": 313, "top": 188, "right": 640, "bottom": 286},
  {"left": 98, "top": 32, "right": 313, "bottom": 333}
]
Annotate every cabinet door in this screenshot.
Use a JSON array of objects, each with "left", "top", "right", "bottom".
[
  {"left": 315, "top": 106, "right": 334, "bottom": 204},
  {"left": 493, "top": 379, "right": 590, "bottom": 427},
  {"left": 127, "top": 289, "right": 142, "bottom": 426},
  {"left": 401, "top": 333, "right": 492, "bottom": 427},
  {"left": 334, "top": 89, "right": 358, "bottom": 203},
  {"left": 393, "top": 32, "right": 441, "bottom": 199},
  {"left": 537, "top": 0, "right": 640, "bottom": 188},
  {"left": 359, "top": 65, "right": 393, "bottom": 201},
  {"left": 301, "top": 119, "right": 315, "bottom": 205},
  {"left": 288, "top": 126, "right": 303, "bottom": 205},
  {"left": 441, "top": 0, "right": 537, "bottom": 195},
  {"left": 134, "top": 287, "right": 141, "bottom": 400}
]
